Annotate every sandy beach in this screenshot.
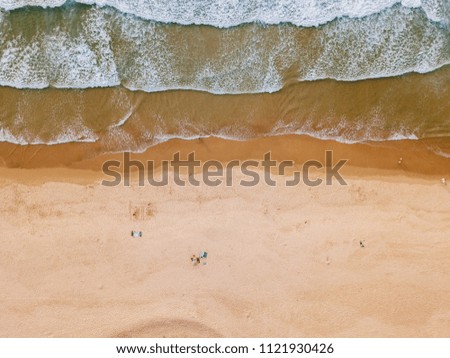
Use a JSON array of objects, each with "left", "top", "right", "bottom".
[{"left": 0, "top": 135, "right": 449, "bottom": 337}]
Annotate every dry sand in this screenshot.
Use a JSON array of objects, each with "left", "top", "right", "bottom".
[{"left": 0, "top": 135, "right": 449, "bottom": 337}]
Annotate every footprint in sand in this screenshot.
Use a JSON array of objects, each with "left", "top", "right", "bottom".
[{"left": 130, "top": 201, "right": 155, "bottom": 220}]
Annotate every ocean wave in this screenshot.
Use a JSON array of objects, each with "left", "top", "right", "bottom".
[
  {"left": 0, "top": 126, "right": 98, "bottom": 145},
  {"left": 124, "top": 131, "right": 423, "bottom": 154},
  {"left": 0, "top": 4, "right": 448, "bottom": 94},
  {"left": 0, "top": 124, "right": 432, "bottom": 149},
  {"left": 4, "top": 101, "right": 425, "bottom": 148},
  {"left": 268, "top": 119, "right": 421, "bottom": 144},
  {"left": 0, "top": 0, "right": 448, "bottom": 27}
]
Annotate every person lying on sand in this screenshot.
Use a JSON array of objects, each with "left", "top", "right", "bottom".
[{"left": 191, "top": 255, "right": 201, "bottom": 265}]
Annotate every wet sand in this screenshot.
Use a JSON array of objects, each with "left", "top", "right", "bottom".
[
  {"left": 0, "top": 134, "right": 450, "bottom": 176},
  {"left": 0, "top": 135, "right": 450, "bottom": 337}
]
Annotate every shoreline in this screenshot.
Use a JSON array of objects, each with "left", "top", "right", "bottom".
[
  {"left": 0, "top": 135, "right": 449, "bottom": 185},
  {"left": 1, "top": 66, "right": 449, "bottom": 152}
]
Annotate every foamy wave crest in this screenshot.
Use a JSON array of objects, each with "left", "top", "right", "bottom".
[
  {"left": 0, "top": 126, "right": 98, "bottom": 145},
  {"left": 0, "top": 0, "right": 448, "bottom": 26},
  {"left": 0, "top": 4, "right": 448, "bottom": 94},
  {"left": 268, "top": 119, "right": 421, "bottom": 144}
]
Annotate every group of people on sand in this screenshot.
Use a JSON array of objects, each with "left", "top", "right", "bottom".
[{"left": 191, "top": 251, "right": 208, "bottom": 266}]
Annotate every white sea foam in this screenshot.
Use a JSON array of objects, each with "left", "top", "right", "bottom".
[
  {"left": 126, "top": 129, "right": 423, "bottom": 154},
  {"left": 0, "top": 5, "right": 448, "bottom": 94},
  {"left": 109, "top": 109, "right": 133, "bottom": 129},
  {"left": 0, "top": 1, "right": 448, "bottom": 147},
  {"left": 0, "top": 126, "right": 98, "bottom": 145},
  {"left": 387, "top": 133, "right": 419, "bottom": 141},
  {"left": 0, "top": 113, "right": 432, "bottom": 149},
  {"left": 430, "top": 148, "right": 450, "bottom": 158},
  {"left": 46, "top": 10, "right": 119, "bottom": 88},
  {"left": 0, "top": 127, "right": 29, "bottom": 145},
  {"left": 141, "top": 114, "right": 423, "bottom": 149},
  {"left": 0, "top": 0, "right": 447, "bottom": 26},
  {"left": 268, "top": 116, "right": 422, "bottom": 144}
]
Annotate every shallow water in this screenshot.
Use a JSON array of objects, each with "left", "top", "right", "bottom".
[{"left": 0, "top": 1, "right": 449, "bottom": 150}]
